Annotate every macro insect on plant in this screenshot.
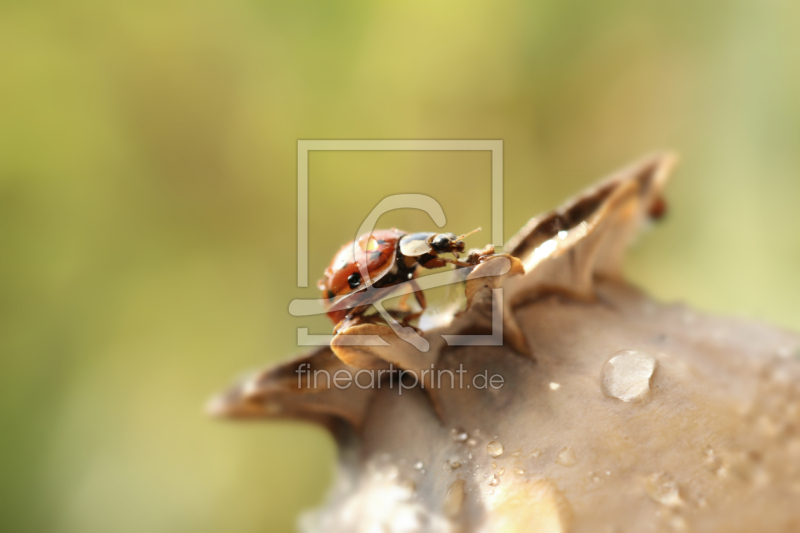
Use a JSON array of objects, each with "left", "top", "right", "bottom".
[
  {"left": 213, "top": 154, "right": 800, "bottom": 532},
  {"left": 318, "top": 228, "right": 493, "bottom": 331}
]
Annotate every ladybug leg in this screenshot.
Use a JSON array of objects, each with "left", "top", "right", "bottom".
[
  {"left": 440, "top": 257, "right": 481, "bottom": 268},
  {"left": 409, "top": 279, "right": 427, "bottom": 311},
  {"left": 418, "top": 254, "right": 448, "bottom": 269},
  {"left": 333, "top": 304, "right": 371, "bottom": 334},
  {"left": 395, "top": 279, "right": 426, "bottom": 318},
  {"left": 420, "top": 253, "right": 484, "bottom": 269},
  {"left": 397, "top": 290, "right": 411, "bottom": 310}
]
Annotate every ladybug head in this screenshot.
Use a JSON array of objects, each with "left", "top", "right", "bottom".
[
  {"left": 431, "top": 233, "right": 463, "bottom": 254},
  {"left": 430, "top": 228, "right": 482, "bottom": 255}
]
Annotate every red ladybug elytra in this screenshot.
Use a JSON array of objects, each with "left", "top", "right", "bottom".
[{"left": 318, "top": 228, "right": 490, "bottom": 327}]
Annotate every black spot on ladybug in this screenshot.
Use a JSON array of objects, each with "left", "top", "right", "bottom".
[
  {"left": 327, "top": 290, "right": 335, "bottom": 299},
  {"left": 347, "top": 273, "right": 361, "bottom": 289}
]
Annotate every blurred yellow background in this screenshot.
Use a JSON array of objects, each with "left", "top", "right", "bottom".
[{"left": 2, "top": 1, "right": 799, "bottom": 531}]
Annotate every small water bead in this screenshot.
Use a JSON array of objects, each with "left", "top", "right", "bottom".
[
  {"left": 510, "top": 450, "right": 522, "bottom": 458},
  {"left": 514, "top": 468, "right": 525, "bottom": 475},
  {"left": 530, "top": 450, "right": 542, "bottom": 458},
  {"left": 451, "top": 428, "right": 469, "bottom": 442},
  {"left": 487, "top": 441, "right": 504, "bottom": 458},
  {"left": 644, "top": 472, "right": 682, "bottom": 507},
  {"left": 491, "top": 462, "right": 497, "bottom": 469},
  {"left": 414, "top": 461, "right": 424, "bottom": 471},
  {"left": 449, "top": 461, "right": 462, "bottom": 470},
  {"left": 555, "top": 447, "right": 578, "bottom": 467},
  {"left": 601, "top": 350, "right": 657, "bottom": 402},
  {"left": 497, "top": 468, "right": 505, "bottom": 476},
  {"left": 549, "top": 382, "right": 561, "bottom": 390},
  {"left": 466, "top": 438, "right": 478, "bottom": 447},
  {"left": 487, "top": 474, "right": 500, "bottom": 486}
]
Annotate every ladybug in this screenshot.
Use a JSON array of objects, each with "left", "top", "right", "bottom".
[{"left": 318, "top": 228, "right": 489, "bottom": 328}]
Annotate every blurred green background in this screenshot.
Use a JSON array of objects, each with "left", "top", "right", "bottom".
[{"left": 2, "top": 0, "right": 799, "bottom": 531}]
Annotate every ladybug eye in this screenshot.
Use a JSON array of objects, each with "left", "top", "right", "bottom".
[{"left": 347, "top": 273, "right": 362, "bottom": 289}]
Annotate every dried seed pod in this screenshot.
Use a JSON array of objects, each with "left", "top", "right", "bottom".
[{"left": 210, "top": 154, "right": 800, "bottom": 533}]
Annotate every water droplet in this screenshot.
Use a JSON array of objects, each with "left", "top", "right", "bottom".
[
  {"left": 487, "top": 474, "right": 500, "bottom": 486},
  {"left": 491, "top": 462, "right": 497, "bottom": 469},
  {"left": 466, "top": 438, "right": 478, "bottom": 447},
  {"left": 451, "top": 428, "right": 469, "bottom": 442},
  {"left": 555, "top": 447, "right": 578, "bottom": 467},
  {"left": 443, "top": 479, "right": 466, "bottom": 517},
  {"left": 497, "top": 468, "right": 505, "bottom": 476},
  {"left": 449, "top": 461, "right": 462, "bottom": 470},
  {"left": 466, "top": 452, "right": 473, "bottom": 460},
  {"left": 414, "top": 461, "right": 424, "bottom": 470},
  {"left": 601, "top": 350, "right": 657, "bottom": 402},
  {"left": 510, "top": 450, "right": 522, "bottom": 458},
  {"left": 514, "top": 467, "right": 525, "bottom": 475},
  {"left": 487, "top": 441, "right": 504, "bottom": 458},
  {"left": 530, "top": 450, "right": 542, "bottom": 458},
  {"left": 549, "top": 382, "right": 561, "bottom": 390},
  {"left": 644, "top": 472, "right": 682, "bottom": 507}
]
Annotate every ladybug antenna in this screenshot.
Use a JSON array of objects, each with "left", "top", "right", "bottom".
[{"left": 457, "top": 227, "right": 482, "bottom": 241}]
